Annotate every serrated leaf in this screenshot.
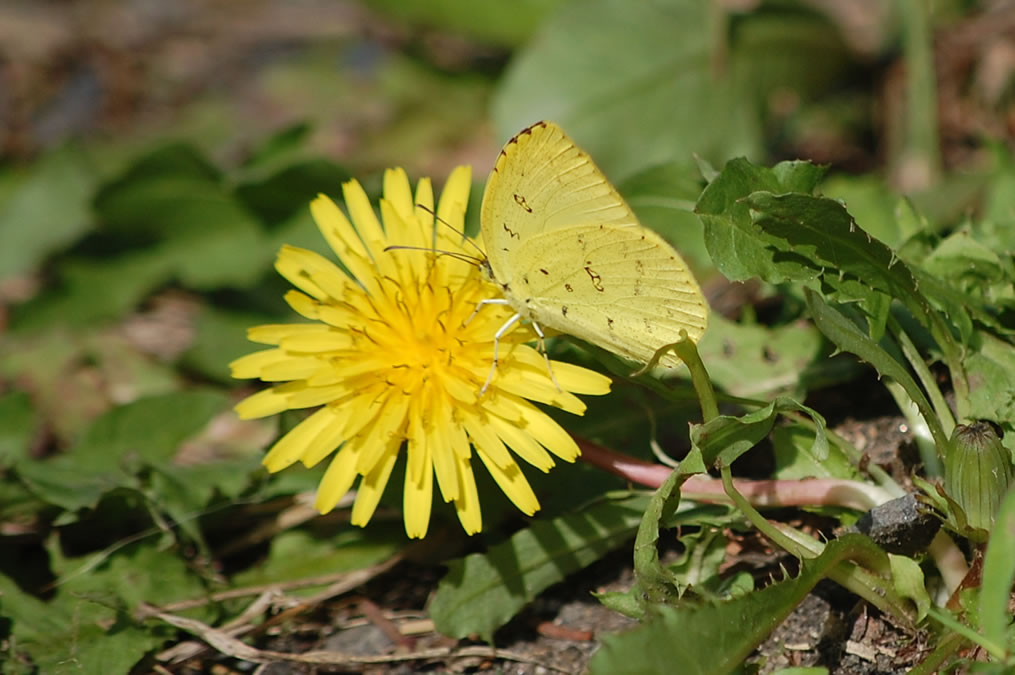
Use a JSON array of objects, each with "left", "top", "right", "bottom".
[
  {"left": 804, "top": 289, "right": 948, "bottom": 459},
  {"left": 696, "top": 157, "right": 827, "bottom": 282},
  {"left": 430, "top": 496, "right": 648, "bottom": 642},
  {"left": 964, "top": 331, "right": 1015, "bottom": 424},
  {"left": 589, "top": 535, "right": 888, "bottom": 675},
  {"left": 743, "top": 191, "right": 928, "bottom": 340}
]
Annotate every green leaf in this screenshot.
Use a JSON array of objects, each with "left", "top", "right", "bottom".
[
  {"left": 696, "top": 157, "right": 826, "bottom": 282},
  {"left": 0, "top": 391, "right": 37, "bottom": 469},
  {"left": 231, "top": 528, "right": 402, "bottom": 589},
  {"left": 980, "top": 483, "right": 1015, "bottom": 655},
  {"left": 696, "top": 313, "right": 824, "bottom": 400},
  {"left": 887, "top": 553, "right": 930, "bottom": 623},
  {"left": 691, "top": 397, "right": 827, "bottom": 468},
  {"left": 430, "top": 496, "right": 648, "bottom": 642},
  {"left": 178, "top": 305, "right": 280, "bottom": 383},
  {"left": 589, "top": 534, "right": 888, "bottom": 675},
  {"left": 9, "top": 249, "right": 176, "bottom": 331},
  {"left": 494, "top": 1, "right": 853, "bottom": 180},
  {"left": 0, "top": 146, "right": 96, "bottom": 280},
  {"left": 772, "top": 424, "right": 858, "bottom": 481},
  {"left": 963, "top": 332, "right": 1015, "bottom": 422},
  {"left": 820, "top": 174, "right": 908, "bottom": 248},
  {"left": 16, "top": 390, "right": 228, "bottom": 511},
  {"left": 93, "top": 143, "right": 271, "bottom": 290},
  {"left": 804, "top": 289, "right": 948, "bottom": 462},
  {"left": 1, "top": 544, "right": 206, "bottom": 674},
  {"left": 743, "top": 191, "right": 926, "bottom": 338},
  {"left": 235, "top": 158, "right": 350, "bottom": 225}
]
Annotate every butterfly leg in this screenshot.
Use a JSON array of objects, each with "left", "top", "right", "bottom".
[
  {"left": 531, "top": 321, "right": 561, "bottom": 392},
  {"left": 480, "top": 311, "right": 521, "bottom": 395},
  {"left": 465, "top": 297, "right": 511, "bottom": 326}
]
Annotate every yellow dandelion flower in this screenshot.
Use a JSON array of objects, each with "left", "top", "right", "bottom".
[{"left": 230, "top": 166, "right": 611, "bottom": 538}]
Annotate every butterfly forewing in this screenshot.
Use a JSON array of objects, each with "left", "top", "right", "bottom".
[
  {"left": 479, "top": 120, "right": 709, "bottom": 368},
  {"left": 481, "top": 121, "right": 634, "bottom": 285}
]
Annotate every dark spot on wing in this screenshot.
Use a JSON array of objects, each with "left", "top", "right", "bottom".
[
  {"left": 585, "top": 266, "right": 604, "bottom": 292},
  {"left": 607, "top": 317, "right": 615, "bottom": 329},
  {"left": 540, "top": 268, "right": 549, "bottom": 275},
  {"left": 565, "top": 283, "right": 574, "bottom": 292},
  {"left": 502, "top": 223, "right": 520, "bottom": 239},
  {"left": 562, "top": 306, "right": 568, "bottom": 317},
  {"left": 514, "top": 193, "right": 533, "bottom": 213}
]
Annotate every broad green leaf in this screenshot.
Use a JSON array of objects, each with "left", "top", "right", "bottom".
[
  {"left": 964, "top": 332, "right": 1015, "bottom": 422},
  {"left": 430, "top": 496, "right": 649, "bottom": 642},
  {"left": 93, "top": 143, "right": 271, "bottom": 290},
  {"left": 888, "top": 553, "right": 929, "bottom": 623},
  {"left": 494, "top": 1, "right": 853, "bottom": 181},
  {"left": 590, "top": 535, "right": 888, "bottom": 675},
  {"left": 696, "top": 157, "right": 826, "bottom": 282},
  {"left": 0, "top": 146, "right": 96, "bottom": 280},
  {"left": 696, "top": 313, "right": 824, "bottom": 400},
  {"left": 16, "top": 390, "right": 228, "bottom": 511},
  {"left": 772, "top": 424, "right": 858, "bottom": 481}
]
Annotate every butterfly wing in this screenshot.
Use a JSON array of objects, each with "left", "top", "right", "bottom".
[
  {"left": 510, "top": 222, "right": 708, "bottom": 366},
  {"left": 480, "top": 120, "right": 708, "bottom": 367},
  {"left": 481, "top": 121, "right": 635, "bottom": 287}
]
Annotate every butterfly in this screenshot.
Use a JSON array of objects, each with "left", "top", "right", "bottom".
[{"left": 477, "top": 121, "right": 708, "bottom": 387}]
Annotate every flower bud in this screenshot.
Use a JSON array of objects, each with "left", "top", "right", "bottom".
[{"left": 944, "top": 422, "right": 1013, "bottom": 532}]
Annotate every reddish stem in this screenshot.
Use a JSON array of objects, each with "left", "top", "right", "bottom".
[{"left": 576, "top": 436, "right": 886, "bottom": 511}]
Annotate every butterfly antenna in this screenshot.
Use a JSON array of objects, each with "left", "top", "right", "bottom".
[
  {"left": 415, "top": 202, "right": 488, "bottom": 259},
  {"left": 383, "top": 244, "right": 483, "bottom": 267}
]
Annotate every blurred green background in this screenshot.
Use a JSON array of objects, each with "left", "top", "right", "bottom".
[{"left": 1, "top": 0, "right": 1014, "bottom": 671}]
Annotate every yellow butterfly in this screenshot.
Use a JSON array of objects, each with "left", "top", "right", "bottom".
[{"left": 477, "top": 121, "right": 708, "bottom": 386}]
